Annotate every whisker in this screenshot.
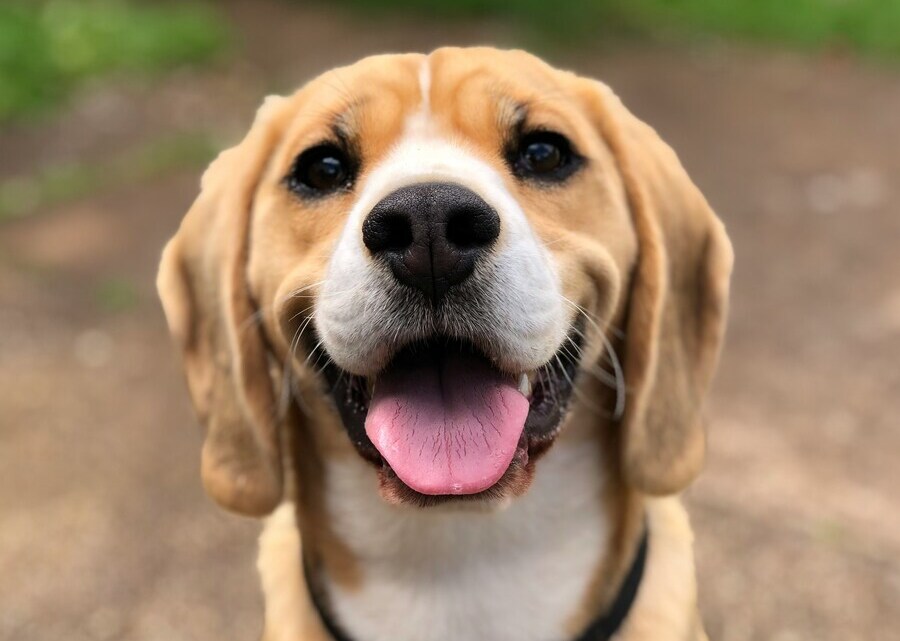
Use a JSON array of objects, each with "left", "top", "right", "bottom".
[
  {"left": 560, "top": 339, "right": 618, "bottom": 389},
  {"left": 558, "top": 294, "right": 627, "bottom": 421},
  {"left": 238, "top": 307, "right": 269, "bottom": 336},
  {"left": 307, "top": 340, "right": 331, "bottom": 377},
  {"left": 278, "top": 311, "right": 318, "bottom": 420},
  {"left": 291, "top": 315, "right": 316, "bottom": 357},
  {"left": 535, "top": 233, "right": 571, "bottom": 249},
  {"left": 555, "top": 350, "right": 612, "bottom": 418},
  {"left": 238, "top": 280, "right": 325, "bottom": 337},
  {"left": 599, "top": 331, "right": 626, "bottom": 420}
]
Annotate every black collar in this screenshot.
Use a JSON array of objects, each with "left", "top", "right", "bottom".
[{"left": 304, "top": 526, "right": 649, "bottom": 641}]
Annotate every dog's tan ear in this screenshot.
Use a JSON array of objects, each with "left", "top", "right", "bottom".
[
  {"left": 157, "top": 97, "right": 287, "bottom": 516},
  {"left": 580, "top": 82, "right": 733, "bottom": 495}
]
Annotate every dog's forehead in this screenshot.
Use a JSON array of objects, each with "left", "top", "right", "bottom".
[
  {"left": 291, "top": 48, "right": 574, "bottom": 145},
  {"left": 427, "top": 47, "right": 567, "bottom": 103}
]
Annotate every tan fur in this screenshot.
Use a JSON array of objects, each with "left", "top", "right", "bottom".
[
  {"left": 157, "top": 47, "right": 731, "bottom": 641},
  {"left": 574, "top": 82, "right": 733, "bottom": 495},
  {"left": 259, "top": 504, "right": 322, "bottom": 641},
  {"left": 616, "top": 499, "right": 703, "bottom": 641},
  {"left": 157, "top": 95, "right": 292, "bottom": 515}
]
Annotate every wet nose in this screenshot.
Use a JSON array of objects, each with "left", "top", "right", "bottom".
[{"left": 362, "top": 182, "right": 500, "bottom": 305}]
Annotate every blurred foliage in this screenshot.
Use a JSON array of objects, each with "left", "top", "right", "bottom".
[
  {"left": 329, "top": 0, "right": 630, "bottom": 42},
  {"left": 334, "top": 0, "right": 900, "bottom": 59},
  {"left": 0, "top": 133, "right": 219, "bottom": 220},
  {"left": 94, "top": 277, "right": 139, "bottom": 313},
  {"left": 0, "top": 0, "right": 229, "bottom": 122},
  {"left": 629, "top": 0, "right": 900, "bottom": 58}
]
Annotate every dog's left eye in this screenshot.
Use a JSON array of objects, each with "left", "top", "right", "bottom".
[
  {"left": 287, "top": 144, "right": 353, "bottom": 196},
  {"left": 512, "top": 131, "right": 579, "bottom": 181}
]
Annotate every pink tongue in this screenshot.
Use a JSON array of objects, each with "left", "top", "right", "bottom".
[{"left": 365, "top": 351, "right": 529, "bottom": 495}]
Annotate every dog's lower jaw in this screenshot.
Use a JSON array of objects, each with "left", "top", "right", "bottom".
[{"left": 258, "top": 377, "right": 699, "bottom": 641}]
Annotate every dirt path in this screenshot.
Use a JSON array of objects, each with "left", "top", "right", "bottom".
[{"left": 1, "top": 2, "right": 898, "bottom": 640}]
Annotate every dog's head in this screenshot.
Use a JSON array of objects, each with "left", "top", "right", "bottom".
[{"left": 158, "top": 48, "right": 732, "bottom": 516}]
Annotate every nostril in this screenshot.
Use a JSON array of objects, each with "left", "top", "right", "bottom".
[
  {"left": 363, "top": 211, "right": 414, "bottom": 254},
  {"left": 445, "top": 206, "right": 500, "bottom": 249}
]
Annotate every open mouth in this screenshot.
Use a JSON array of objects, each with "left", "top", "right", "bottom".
[{"left": 312, "top": 321, "right": 583, "bottom": 505}]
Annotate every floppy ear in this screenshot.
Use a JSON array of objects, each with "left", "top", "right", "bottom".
[
  {"left": 157, "top": 97, "right": 287, "bottom": 516},
  {"left": 581, "top": 82, "right": 733, "bottom": 495}
]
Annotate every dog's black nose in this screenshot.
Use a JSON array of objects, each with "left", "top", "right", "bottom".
[{"left": 362, "top": 182, "right": 500, "bottom": 305}]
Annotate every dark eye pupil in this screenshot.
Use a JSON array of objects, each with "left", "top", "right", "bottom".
[
  {"left": 524, "top": 141, "right": 561, "bottom": 173},
  {"left": 289, "top": 144, "right": 352, "bottom": 196},
  {"left": 307, "top": 156, "right": 346, "bottom": 190},
  {"left": 511, "top": 132, "right": 578, "bottom": 182}
]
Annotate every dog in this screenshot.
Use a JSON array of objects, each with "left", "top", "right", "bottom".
[{"left": 157, "top": 47, "right": 732, "bottom": 641}]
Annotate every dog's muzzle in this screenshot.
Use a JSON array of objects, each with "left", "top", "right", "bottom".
[{"left": 309, "top": 178, "right": 577, "bottom": 503}]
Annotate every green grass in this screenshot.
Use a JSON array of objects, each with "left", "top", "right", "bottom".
[
  {"left": 0, "top": 0, "right": 229, "bottom": 122},
  {"left": 331, "top": 0, "right": 900, "bottom": 60},
  {"left": 0, "top": 133, "right": 220, "bottom": 221},
  {"left": 94, "top": 277, "right": 139, "bottom": 313},
  {"left": 624, "top": 0, "right": 900, "bottom": 59}
]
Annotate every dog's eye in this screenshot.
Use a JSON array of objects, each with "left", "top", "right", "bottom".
[
  {"left": 287, "top": 144, "right": 352, "bottom": 195},
  {"left": 513, "top": 132, "right": 578, "bottom": 181},
  {"left": 522, "top": 139, "right": 561, "bottom": 173}
]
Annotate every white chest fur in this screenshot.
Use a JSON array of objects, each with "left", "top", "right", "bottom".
[{"left": 321, "top": 436, "right": 610, "bottom": 641}]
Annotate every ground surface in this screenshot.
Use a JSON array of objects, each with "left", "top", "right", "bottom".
[{"left": 1, "top": 2, "right": 898, "bottom": 640}]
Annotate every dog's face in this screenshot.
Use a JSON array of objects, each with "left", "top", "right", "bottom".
[{"left": 158, "top": 48, "right": 732, "bottom": 516}]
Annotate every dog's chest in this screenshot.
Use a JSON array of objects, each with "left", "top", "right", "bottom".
[{"left": 322, "top": 439, "right": 610, "bottom": 641}]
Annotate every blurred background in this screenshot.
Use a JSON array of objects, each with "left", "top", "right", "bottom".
[{"left": 1, "top": 1, "right": 898, "bottom": 640}]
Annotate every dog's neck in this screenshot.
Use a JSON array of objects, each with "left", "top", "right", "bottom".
[{"left": 300, "top": 416, "right": 631, "bottom": 641}]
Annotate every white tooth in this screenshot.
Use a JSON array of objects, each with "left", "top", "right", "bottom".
[{"left": 518, "top": 373, "right": 532, "bottom": 398}]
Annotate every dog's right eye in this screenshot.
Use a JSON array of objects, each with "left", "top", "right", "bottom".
[{"left": 287, "top": 144, "right": 353, "bottom": 196}]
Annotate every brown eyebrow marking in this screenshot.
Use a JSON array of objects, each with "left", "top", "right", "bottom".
[
  {"left": 496, "top": 98, "right": 528, "bottom": 133},
  {"left": 329, "top": 96, "right": 369, "bottom": 144},
  {"left": 331, "top": 118, "right": 354, "bottom": 148},
  {"left": 326, "top": 103, "right": 366, "bottom": 172},
  {"left": 511, "top": 101, "right": 528, "bottom": 127},
  {"left": 493, "top": 97, "right": 527, "bottom": 152},
  {"left": 495, "top": 99, "right": 529, "bottom": 155}
]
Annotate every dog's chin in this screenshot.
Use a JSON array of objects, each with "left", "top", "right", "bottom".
[{"left": 309, "top": 320, "right": 584, "bottom": 508}]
